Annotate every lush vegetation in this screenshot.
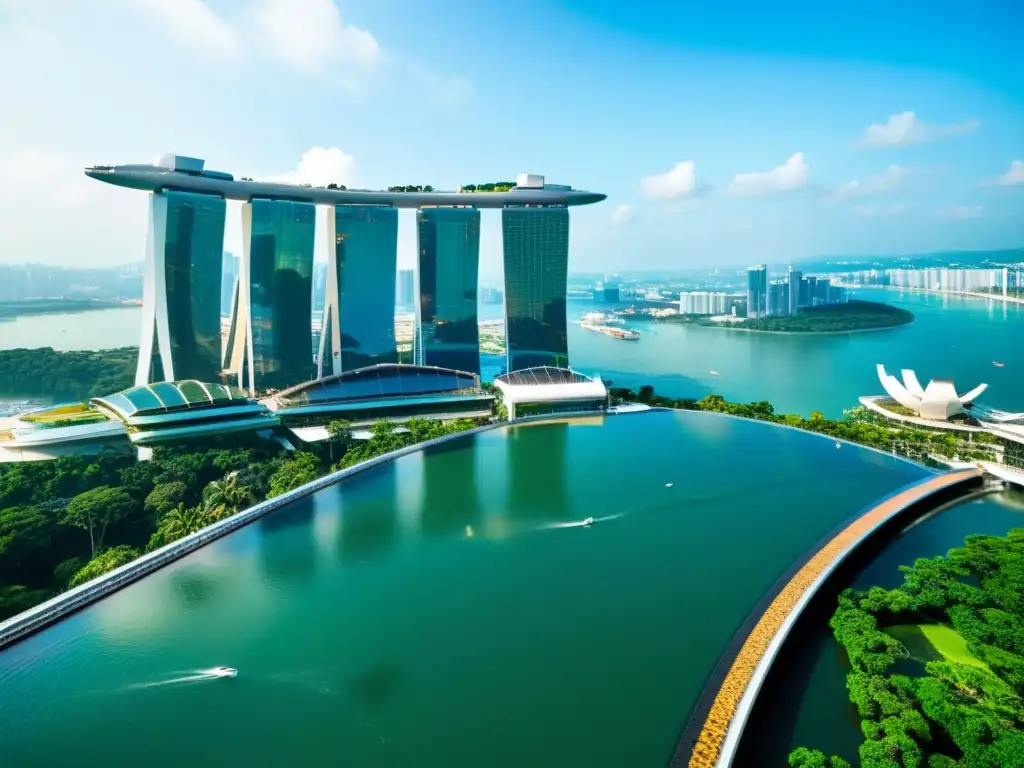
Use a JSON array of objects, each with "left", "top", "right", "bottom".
[
  {"left": 726, "top": 300, "right": 914, "bottom": 333},
  {"left": 0, "top": 347, "right": 137, "bottom": 402},
  {"left": 460, "top": 182, "right": 516, "bottom": 192},
  {"left": 790, "top": 530, "right": 1024, "bottom": 768},
  {"left": 610, "top": 388, "right": 1000, "bottom": 466},
  {"left": 0, "top": 417, "right": 482, "bottom": 621},
  {"left": 387, "top": 184, "right": 435, "bottom": 193},
  {"left": 0, "top": 299, "right": 126, "bottom": 319},
  {"left": 20, "top": 403, "right": 109, "bottom": 428}
]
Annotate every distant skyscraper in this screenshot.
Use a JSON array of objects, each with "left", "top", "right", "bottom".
[
  {"left": 397, "top": 268, "right": 415, "bottom": 307},
  {"left": 746, "top": 265, "right": 768, "bottom": 319},
  {"left": 502, "top": 207, "right": 570, "bottom": 371},
  {"left": 220, "top": 252, "right": 238, "bottom": 318},
  {"left": 137, "top": 189, "right": 226, "bottom": 385},
  {"left": 227, "top": 199, "right": 316, "bottom": 392},
  {"left": 319, "top": 205, "right": 399, "bottom": 377},
  {"left": 788, "top": 267, "right": 802, "bottom": 315},
  {"left": 417, "top": 207, "right": 481, "bottom": 374},
  {"left": 768, "top": 280, "right": 790, "bottom": 316}
]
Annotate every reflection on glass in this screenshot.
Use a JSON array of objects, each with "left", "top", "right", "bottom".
[
  {"left": 338, "top": 462, "right": 399, "bottom": 564},
  {"left": 420, "top": 438, "right": 481, "bottom": 538},
  {"left": 505, "top": 422, "right": 569, "bottom": 520},
  {"left": 502, "top": 207, "right": 570, "bottom": 372},
  {"left": 320, "top": 205, "right": 399, "bottom": 376},
  {"left": 245, "top": 199, "right": 316, "bottom": 390},
  {"left": 147, "top": 190, "right": 226, "bottom": 383},
  {"left": 275, "top": 366, "right": 479, "bottom": 406},
  {"left": 417, "top": 207, "right": 480, "bottom": 374}
]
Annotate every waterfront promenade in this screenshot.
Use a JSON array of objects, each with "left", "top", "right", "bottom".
[{"left": 681, "top": 467, "right": 985, "bottom": 768}]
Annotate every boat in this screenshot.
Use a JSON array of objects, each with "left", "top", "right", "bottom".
[
  {"left": 209, "top": 667, "right": 238, "bottom": 678},
  {"left": 582, "top": 517, "right": 595, "bottom": 526},
  {"left": 993, "top": 361, "right": 1005, "bottom": 368},
  {"left": 709, "top": 370, "right": 720, "bottom": 377},
  {"left": 581, "top": 323, "right": 641, "bottom": 340}
]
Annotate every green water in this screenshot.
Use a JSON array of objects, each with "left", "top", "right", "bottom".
[
  {"left": 0, "top": 411, "right": 927, "bottom": 767},
  {"left": 570, "top": 288, "right": 1024, "bottom": 417},
  {"left": 737, "top": 489, "right": 1024, "bottom": 765}
]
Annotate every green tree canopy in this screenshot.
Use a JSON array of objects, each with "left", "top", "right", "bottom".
[
  {"left": 60, "top": 485, "right": 134, "bottom": 557},
  {"left": 68, "top": 545, "right": 141, "bottom": 589}
]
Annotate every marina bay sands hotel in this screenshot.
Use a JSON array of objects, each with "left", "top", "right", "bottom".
[{"left": 85, "top": 154, "right": 606, "bottom": 393}]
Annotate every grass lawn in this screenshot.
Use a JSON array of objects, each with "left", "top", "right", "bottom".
[{"left": 886, "top": 623, "right": 990, "bottom": 670}]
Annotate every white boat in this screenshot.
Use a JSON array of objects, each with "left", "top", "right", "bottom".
[
  {"left": 582, "top": 517, "right": 595, "bottom": 526},
  {"left": 209, "top": 666, "right": 238, "bottom": 678},
  {"left": 709, "top": 370, "right": 720, "bottom": 377}
]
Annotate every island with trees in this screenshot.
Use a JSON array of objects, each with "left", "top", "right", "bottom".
[
  {"left": 724, "top": 300, "right": 914, "bottom": 333},
  {"left": 788, "top": 529, "right": 1024, "bottom": 768},
  {"left": 640, "top": 299, "right": 914, "bottom": 334}
]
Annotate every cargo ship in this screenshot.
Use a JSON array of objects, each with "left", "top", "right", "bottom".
[{"left": 581, "top": 323, "right": 641, "bottom": 340}]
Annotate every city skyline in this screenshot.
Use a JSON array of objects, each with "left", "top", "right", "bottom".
[{"left": 0, "top": 1, "right": 1021, "bottom": 278}]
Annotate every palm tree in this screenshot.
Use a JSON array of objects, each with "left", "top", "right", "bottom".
[
  {"left": 158, "top": 504, "right": 210, "bottom": 545},
  {"left": 202, "top": 476, "right": 254, "bottom": 521}
]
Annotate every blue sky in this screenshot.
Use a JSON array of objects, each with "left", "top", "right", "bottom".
[{"left": 0, "top": 0, "right": 1021, "bottom": 281}]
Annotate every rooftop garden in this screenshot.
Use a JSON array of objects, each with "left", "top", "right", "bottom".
[
  {"left": 459, "top": 182, "right": 517, "bottom": 192},
  {"left": 387, "top": 185, "right": 435, "bottom": 193}
]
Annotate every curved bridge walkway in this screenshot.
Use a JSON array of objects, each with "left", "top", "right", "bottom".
[{"left": 682, "top": 467, "right": 984, "bottom": 768}]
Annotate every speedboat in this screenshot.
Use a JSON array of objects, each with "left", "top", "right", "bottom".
[
  {"left": 993, "top": 361, "right": 1005, "bottom": 368},
  {"left": 209, "top": 667, "right": 238, "bottom": 678},
  {"left": 582, "top": 517, "right": 595, "bottom": 526}
]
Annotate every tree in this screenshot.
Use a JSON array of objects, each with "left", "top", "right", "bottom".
[
  {"left": 67, "top": 545, "right": 141, "bottom": 588},
  {"left": 149, "top": 504, "right": 211, "bottom": 550},
  {"left": 60, "top": 485, "right": 134, "bottom": 557},
  {"left": 0, "top": 505, "right": 56, "bottom": 582},
  {"left": 144, "top": 480, "right": 189, "bottom": 517},
  {"left": 326, "top": 419, "right": 355, "bottom": 462},
  {"left": 0, "top": 585, "right": 52, "bottom": 622},
  {"left": 267, "top": 452, "right": 323, "bottom": 498},
  {"left": 202, "top": 476, "right": 253, "bottom": 520}
]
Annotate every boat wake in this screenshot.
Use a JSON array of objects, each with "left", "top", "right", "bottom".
[
  {"left": 126, "top": 668, "right": 236, "bottom": 690},
  {"left": 538, "top": 512, "right": 626, "bottom": 530}
]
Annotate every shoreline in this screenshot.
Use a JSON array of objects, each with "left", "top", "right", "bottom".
[
  {"left": 849, "top": 285, "right": 1024, "bottom": 306},
  {"left": 649, "top": 318, "right": 915, "bottom": 336}
]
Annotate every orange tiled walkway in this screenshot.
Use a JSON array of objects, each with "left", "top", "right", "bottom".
[{"left": 688, "top": 468, "right": 982, "bottom": 768}]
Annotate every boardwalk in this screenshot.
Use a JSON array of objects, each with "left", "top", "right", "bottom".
[{"left": 686, "top": 468, "right": 983, "bottom": 768}]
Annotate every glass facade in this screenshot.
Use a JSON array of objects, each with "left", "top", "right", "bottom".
[
  {"left": 150, "top": 190, "right": 226, "bottom": 383},
  {"left": 275, "top": 364, "right": 478, "bottom": 407},
  {"left": 417, "top": 207, "right": 481, "bottom": 374},
  {"left": 325, "top": 205, "right": 399, "bottom": 373},
  {"left": 746, "top": 265, "right": 768, "bottom": 319},
  {"left": 245, "top": 199, "right": 317, "bottom": 390},
  {"left": 501, "top": 207, "right": 570, "bottom": 372}
]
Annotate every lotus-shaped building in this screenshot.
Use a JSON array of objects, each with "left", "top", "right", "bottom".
[{"left": 875, "top": 365, "right": 988, "bottom": 421}]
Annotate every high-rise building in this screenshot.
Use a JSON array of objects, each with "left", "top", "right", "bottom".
[
  {"left": 137, "top": 189, "right": 226, "bottom": 386},
  {"left": 679, "top": 291, "right": 728, "bottom": 315},
  {"left": 318, "top": 205, "right": 399, "bottom": 377},
  {"left": 788, "top": 267, "right": 802, "bottom": 315},
  {"left": 502, "top": 207, "right": 570, "bottom": 371},
  {"left": 227, "top": 199, "right": 317, "bottom": 392},
  {"left": 746, "top": 265, "right": 768, "bottom": 319},
  {"left": 220, "top": 252, "right": 238, "bottom": 318},
  {"left": 768, "top": 281, "right": 790, "bottom": 316},
  {"left": 397, "top": 268, "right": 415, "bottom": 308},
  {"left": 417, "top": 207, "right": 481, "bottom": 374}
]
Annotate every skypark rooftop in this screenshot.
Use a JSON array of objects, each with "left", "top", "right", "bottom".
[{"left": 85, "top": 156, "right": 606, "bottom": 209}]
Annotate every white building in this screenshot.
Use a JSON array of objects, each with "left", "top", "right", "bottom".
[
  {"left": 679, "top": 291, "right": 728, "bottom": 315},
  {"left": 492, "top": 367, "right": 608, "bottom": 420}
]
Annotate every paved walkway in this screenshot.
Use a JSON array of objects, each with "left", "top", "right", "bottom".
[{"left": 687, "top": 468, "right": 982, "bottom": 768}]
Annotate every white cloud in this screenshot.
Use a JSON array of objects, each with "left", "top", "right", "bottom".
[
  {"left": 247, "top": 0, "right": 381, "bottom": 77},
  {"left": 640, "top": 161, "right": 697, "bottom": 199},
  {"left": 134, "top": 0, "right": 242, "bottom": 61},
  {"left": 830, "top": 165, "right": 910, "bottom": 202},
  {"left": 263, "top": 146, "right": 357, "bottom": 187},
  {"left": 727, "top": 153, "right": 809, "bottom": 197},
  {"left": 940, "top": 204, "right": 982, "bottom": 220},
  {"left": 611, "top": 204, "right": 634, "bottom": 225},
  {"left": 983, "top": 160, "right": 1024, "bottom": 187},
  {"left": 857, "top": 111, "right": 980, "bottom": 148},
  {"left": 852, "top": 203, "right": 906, "bottom": 217}
]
